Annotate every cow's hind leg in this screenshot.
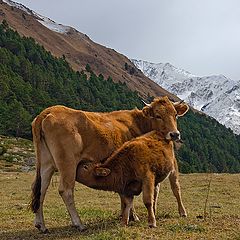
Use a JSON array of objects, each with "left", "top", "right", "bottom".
[
  {"left": 42, "top": 115, "right": 85, "bottom": 231},
  {"left": 32, "top": 140, "right": 55, "bottom": 233},
  {"left": 34, "top": 165, "right": 55, "bottom": 233},
  {"left": 57, "top": 159, "right": 85, "bottom": 231},
  {"left": 169, "top": 171, "right": 187, "bottom": 217}
]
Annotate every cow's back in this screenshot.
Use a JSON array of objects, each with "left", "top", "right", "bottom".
[{"left": 37, "top": 105, "right": 141, "bottom": 165}]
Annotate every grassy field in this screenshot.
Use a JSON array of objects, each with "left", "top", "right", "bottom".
[{"left": 0, "top": 172, "right": 239, "bottom": 240}]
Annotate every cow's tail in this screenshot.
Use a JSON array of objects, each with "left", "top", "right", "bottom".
[{"left": 30, "top": 114, "right": 45, "bottom": 213}]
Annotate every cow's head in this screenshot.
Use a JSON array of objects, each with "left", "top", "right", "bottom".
[{"left": 142, "top": 96, "right": 189, "bottom": 141}]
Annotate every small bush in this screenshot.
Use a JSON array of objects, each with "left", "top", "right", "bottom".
[{"left": 0, "top": 145, "right": 7, "bottom": 155}]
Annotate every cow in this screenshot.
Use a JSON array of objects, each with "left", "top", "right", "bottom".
[
  {"left": 76, "top": 127, "right": 188, "bottom": 228},
  {"left": 30, "top": 96, "right": 188, "bottom": 232}
]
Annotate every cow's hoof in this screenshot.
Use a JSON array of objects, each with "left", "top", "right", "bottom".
[
  {"left": 121, "top": 221, "right": 129, "bottom": 227},
  {"left": 41, "top": 228, "right": 49, "bottom": 234},
  {"left": 72, "top": 224, "right": 86, "bottom": 232},
  {"left": 120, "top": 216, "right": 129, "bottom": 226},
  {"left": 180, "top": 213, "right": 187, "bottom": 217},
  {"left": 149, "top": 224, "right": 157, "bottom": 228},
  {"left": 35, "top": 223, "right": 49, "bottom": 234}
]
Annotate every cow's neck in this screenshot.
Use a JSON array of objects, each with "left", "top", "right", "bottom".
[{"left": 131, "top": 110, "right": 153, "bottom": 136}]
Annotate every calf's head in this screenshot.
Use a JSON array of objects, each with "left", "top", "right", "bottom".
[
  {"left": 142, "top": 96, "right": 189, "bottom": 141},
  {"left": 76, "top": 160, "right": 111, "bottom": 185}
]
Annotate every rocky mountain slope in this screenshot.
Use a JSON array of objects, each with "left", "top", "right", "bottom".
[
  {"left": 0, "top": 0, "right": 177, "bottom": 100},
  {"left": 132, "top": 59, "right": 240, "bottom": 135}
]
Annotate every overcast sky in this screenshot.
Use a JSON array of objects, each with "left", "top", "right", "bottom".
[{"left": 13, "top": 0, "right": 240, "bottom": 80}]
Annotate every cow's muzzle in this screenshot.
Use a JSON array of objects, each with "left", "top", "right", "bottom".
[{"left": 169, "top": 131, "right": 180, "bottom": 141}]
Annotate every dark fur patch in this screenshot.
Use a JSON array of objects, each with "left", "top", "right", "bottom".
[
  {"left": 30, "top": 173, "right": 41, "bottom": 213},
  {"left": 124, "top": 180, "right": 142, "bottom": 196}
]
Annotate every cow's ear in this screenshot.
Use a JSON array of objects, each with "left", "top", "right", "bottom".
[
  {"left": 142, "top": 106, "right": 153, "bottom": 118},
  {"left": 94, "top": 167, "right": 111, "bottom": 177},
  {"left": 175, "top": 103, "right": 189, "bottom": 116}
]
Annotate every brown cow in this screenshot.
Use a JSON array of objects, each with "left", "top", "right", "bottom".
[
  {"left": 76, "top": 128, "right": 188, "bottom": 227},
  {"left": 30, "top": 96, "right": 188, "bottom": 232}
]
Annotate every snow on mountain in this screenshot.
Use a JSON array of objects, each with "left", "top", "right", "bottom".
[
  {"left": 37, "top": 17, "right": 70, "bottom": 34},
  {"left": 2, "top": 0, "right": 33, "bottom": 15},
  {"left": 132, "top": 59, "right": 240, "bottom": 135},
  {"left": 3, "top": 0, "right": 71, "bottom": 33},
  {"left": 132, "top": 60, "right": 196, "bottom": 88}
]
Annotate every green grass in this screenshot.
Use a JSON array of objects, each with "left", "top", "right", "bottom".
[{"left": 0, "top": 172, "right": 240, "bottom": 240}]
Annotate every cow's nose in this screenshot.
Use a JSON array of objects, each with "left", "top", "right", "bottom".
[{"left": 170, "top": 132, "right": 180, "bottom": 141}]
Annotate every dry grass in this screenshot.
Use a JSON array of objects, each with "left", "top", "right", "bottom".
[
  {"left": 0, "top": 136, "right": 35, "bottom": 172},
  {"left": 0, "top": 172, "right": 240, "bottom": 240}
]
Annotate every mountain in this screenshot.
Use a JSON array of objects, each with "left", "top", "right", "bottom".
[
  {"left": 132, "top": 59, "right": 240, "bottom": 135},
  {"left": 0, "top": 0, "right": 177, "bottom": 100}
]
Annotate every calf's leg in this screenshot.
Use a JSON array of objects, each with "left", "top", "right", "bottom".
[
  {"left": 169, "top": 171, "right": 187, "bottom": 217},
  {"left": 142, "top": 175, "right": 156, "bottom": 228},
  {"left": 120, "top": 195, "right": 134, "bottom": 226},
  {"left": 119, "top": 194, "right": 139, "bottom": 222}
]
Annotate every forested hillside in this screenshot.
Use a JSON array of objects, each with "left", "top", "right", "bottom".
[
  {"left": 0, "top": 21, "right": 239, "bottom": 173},
  {"left": 0, "top": 21, "right": 142, "bottom": 138},
  {"left": 178, "top": 111, "right": 240, "bottom": 173}
]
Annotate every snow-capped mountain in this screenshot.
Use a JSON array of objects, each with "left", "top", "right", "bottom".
[
  {"left": 3, "top": 0, "right": 71, "bottom": 33},
  {"left": 132, "top": 59, "right": 240, "bottom": 135}
]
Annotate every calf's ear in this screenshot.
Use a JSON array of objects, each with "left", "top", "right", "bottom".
[
  {"left": 94, "top": 167, "right": 111, "bottom": 177},
  {"left": 175, "top": 103, "right": 189, "bottom": 116}
]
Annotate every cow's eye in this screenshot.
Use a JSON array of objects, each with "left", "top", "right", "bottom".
[{"left": 83, "top": 165, "right": 88, "bottom": 170}]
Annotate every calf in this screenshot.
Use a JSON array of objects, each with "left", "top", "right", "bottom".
[{"left": 76, "top": 107, "right": 188, "bottom": 227}]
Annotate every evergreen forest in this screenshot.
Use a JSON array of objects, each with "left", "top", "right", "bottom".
[{"left": 0, "top": 21, "right": 239, "bottom": 173}]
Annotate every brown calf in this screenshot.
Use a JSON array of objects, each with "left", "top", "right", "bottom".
[{"left": 30, "top": 96, "right": 188, "bottom": 232}]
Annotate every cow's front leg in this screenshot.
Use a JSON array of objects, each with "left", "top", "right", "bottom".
[
  {"left": 169, "top": 170, "right": 187, "bottom": 217},
  {"left": 153, "top": 183, "right": 160, "bottom": 215},
  {"left": 119, "top": 194, "right": 139, "bottom": 222},
  {"left": 58, "top": 163, "right": 85, "bottom": 231}
]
